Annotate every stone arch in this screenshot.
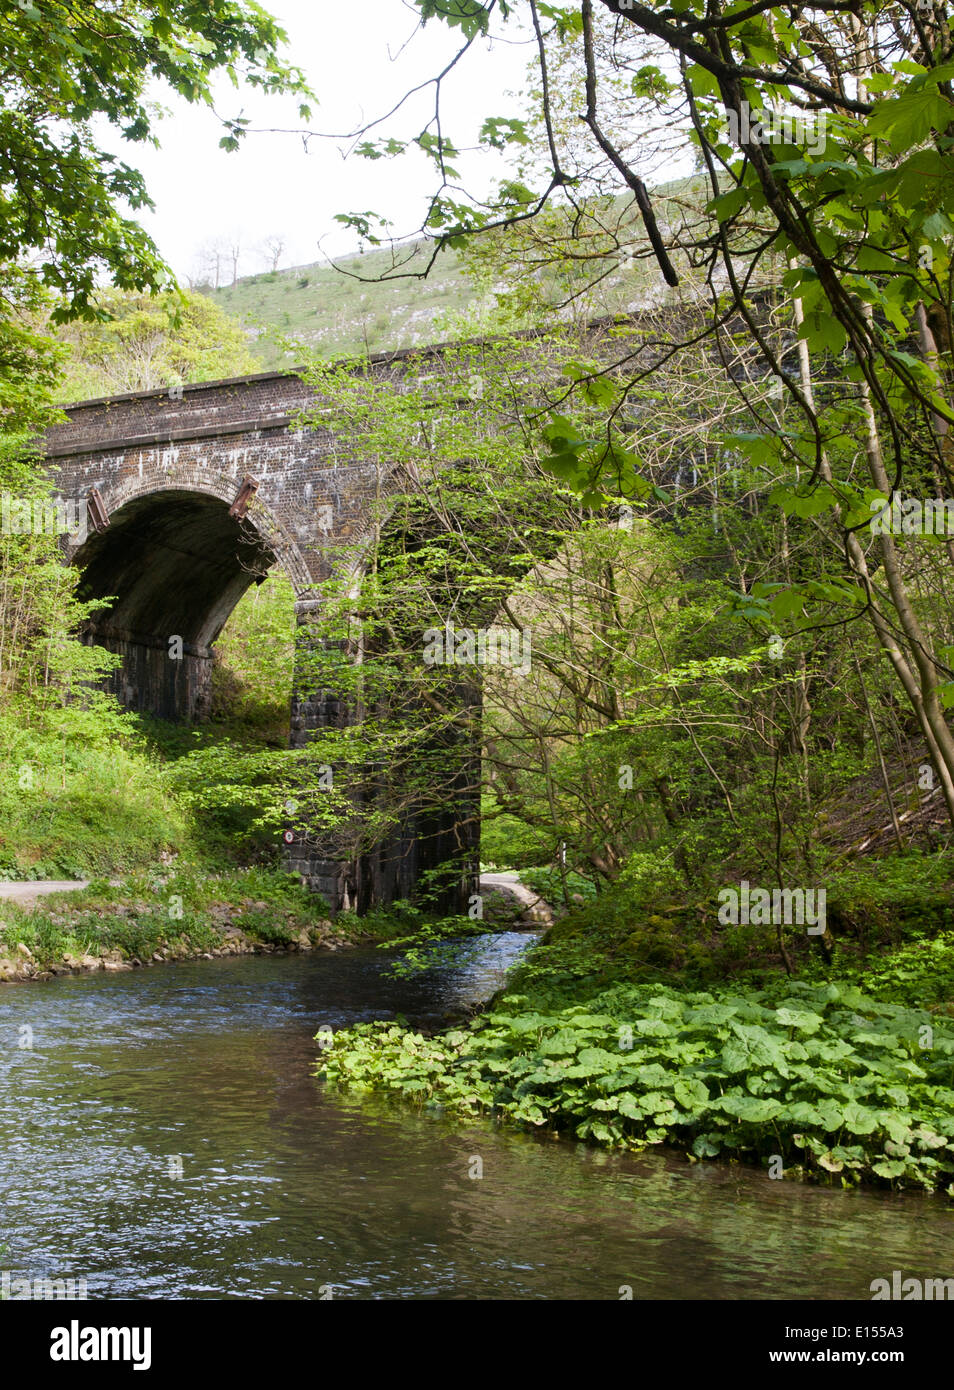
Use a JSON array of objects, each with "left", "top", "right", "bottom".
[
  {"left": 71, "top": 478, "right": 308, "bottom": 722},
  {"left": 65, "top": 468, "right": 313, "bottom": 594}
]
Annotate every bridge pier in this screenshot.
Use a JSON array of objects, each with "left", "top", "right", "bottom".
[
  {"left": 286, "top": 598, "right": 480, "bottom": 915},
  {"left": 83, "top": 624, "right": 215, "bottom": 721}
]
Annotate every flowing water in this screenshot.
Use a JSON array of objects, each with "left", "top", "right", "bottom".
[{"left": 1, "top": 934, "right": 951, "bottom": 1300}]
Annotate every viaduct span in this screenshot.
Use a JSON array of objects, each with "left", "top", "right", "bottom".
[
  {"left": 43, "top": 309, "right": 713, "bottom": 914},
  {"left": 44, "top": 352, "right": 479, "bottom": 915}
]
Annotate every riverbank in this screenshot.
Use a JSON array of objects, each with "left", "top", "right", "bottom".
[
  {"left": 320, "top": 860, "right": 954, "bottom": 1194},
  {"left": 0, "top": 867, "right": 507, "bottom": 984},
  {"left": 0, "top": 868, "right": 362, "bottom": 983}
]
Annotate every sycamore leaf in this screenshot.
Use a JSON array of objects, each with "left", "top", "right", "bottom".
[{"left": 867, "top": 89, "right": 954, "bottom": 147}]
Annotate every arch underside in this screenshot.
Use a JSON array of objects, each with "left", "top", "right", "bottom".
[{"left": 74, "top": 490, "right": 276, "bottom": 721}]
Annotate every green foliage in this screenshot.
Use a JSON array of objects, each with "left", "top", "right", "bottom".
[
  {"left": 56, "top": 289, "right": 259, "bottom": 400},
  {"left": 209, "top": 571, "right": 296, "bottom": 739},
  {"left": 150, "top": 737, "right": 294, "bottom": 866},
  {"left": 0, "top": 270, "right": 65, "bottom": 434},
  {"left": 0, "top": 703, "right": 186, "bottom": 879},
  {"left": 480, "top": 794, "right": 550, "bottom": 869},
  {"left": 321, "top": 978, "right": 954, "bottom": 1191},
  {"left": 811, "top": 932, "right": 954, "bottom": 1012},
  {"left": 519, "top": 865, "right": 597, "bottom": 907},
  {"left": 0, "top": 0, "right": 310, "bottom": 318}
]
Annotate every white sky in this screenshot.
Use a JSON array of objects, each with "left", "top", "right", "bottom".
[{"left": 119, "top": 0, "right": 536, "bottom": 282}]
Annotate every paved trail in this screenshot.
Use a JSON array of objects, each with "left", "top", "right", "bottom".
[
  {"left": 0, "top": 881, "right": 98, "bottom": 908},
  {"left": 479, "top": 871, "right": 554, "bottom": 926}
]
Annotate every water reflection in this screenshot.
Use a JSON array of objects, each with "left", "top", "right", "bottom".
[{"left": 0, "top": 938, "right": 950, "bottom": 1299}]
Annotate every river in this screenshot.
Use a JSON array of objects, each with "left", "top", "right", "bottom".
[{"left": 1, "top": 933, "right": 950, "bottom": 1300}]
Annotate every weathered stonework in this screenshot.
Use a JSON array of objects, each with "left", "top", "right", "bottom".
[
  {"left": 44, "top": 353, "right": 480, "bottom": 913},
  {"left": 43, "top": 310, "right": 727, "bottom": 913}
]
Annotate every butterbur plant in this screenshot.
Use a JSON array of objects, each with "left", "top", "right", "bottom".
[{"left": 320, "top": 980, "right": 954, "bottom": 1192}]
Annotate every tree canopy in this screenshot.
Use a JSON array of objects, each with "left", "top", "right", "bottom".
[
  {"left": 0, "top": 0, "right": 310, "bottom": 320},
  {"left": 55, "top": 288, "right": 260, "bottom": 400}
]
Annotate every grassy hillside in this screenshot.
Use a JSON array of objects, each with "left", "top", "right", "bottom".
[
  {"left": 204, "top": 243, "right": 477, "bottom": 368},
  {"left": 201, "top": 181, "right": 710, "bottom": 369}
]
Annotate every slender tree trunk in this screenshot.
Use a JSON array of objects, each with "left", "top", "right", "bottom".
[{"left": 788, "top": 261, "right": 954, "bottom": 823}]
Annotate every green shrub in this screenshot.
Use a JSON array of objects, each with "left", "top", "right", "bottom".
[
  {"left": 322, "top": 978, "right": 954, "bottom": 1191},
  {"left": 0, "top": 703, "right": 187, "bottom": 878}
]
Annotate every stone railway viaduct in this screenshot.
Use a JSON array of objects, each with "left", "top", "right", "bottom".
[
  {"left": 44, "top": 348, "right": 492, "bottom": 914},
  {"left": 43, "top": 309, "right": 722, "bottom": 913}
]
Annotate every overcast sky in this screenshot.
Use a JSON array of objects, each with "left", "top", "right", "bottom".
[{"left": 119, "top": 0, "right": 536, "bottom": 282}]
